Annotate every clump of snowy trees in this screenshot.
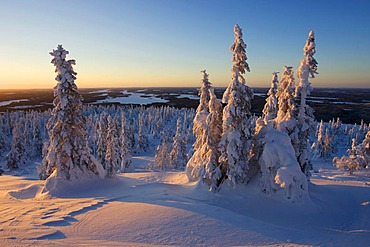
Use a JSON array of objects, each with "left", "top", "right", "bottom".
[
  {"left": 333, "top": 130, "right": 370, "bottom": 174},
  {"left": 186, "top": 26, "right": 321, "bottom": 201}
]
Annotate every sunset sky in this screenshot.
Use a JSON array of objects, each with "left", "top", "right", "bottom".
[{"left": 0, "top": 0, "right": 369, "bottom": 89}]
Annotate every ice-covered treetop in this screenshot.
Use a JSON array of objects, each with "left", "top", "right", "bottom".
[
  {"left": 50, "top": 45, "right": 77, "bottom": 86},
  {"left": 200, "top": 69, "right": 211, "bottom": 89},
  {"left": 230, "top": 24, "right": 250, "bottom": 75},
  {"left": 281, "top": 66, "right": 295, "bottom": 90},
  {"left": 304, "top": 31, "right": 318, "bottom": 78},
  {"left": 268, "top": 71, "right": 279, "bottom": 95}
]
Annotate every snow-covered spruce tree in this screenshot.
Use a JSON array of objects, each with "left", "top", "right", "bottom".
[
  {"left": 218, "top": 24, "right": 255, "bottom": 187},
  {"left": 170, "top": 118, "right": 188, "bottom": 168},
  {"left": 312, "top": 121, "right": 335, "bottom": 159},
  {"left": 154, "top": 129, "right": 172, "bottom": 171},
  {"left": 262, "top": 71, "right": 279, "bottom": 125},
  {"left": 96, "top": 112, "right": 108, "bottom": 165},
  {"left": 38, "top": 45, "right": 104, "bottom": 181},
  {"left": 186, "top": 70, "right": 212, "bottom": 180},
  {"left": 104, "top": 115, "right": 121, "bottom": 178},
  {"left": 361, "top": 130, "right": 370, "bottom": 166},
  {"left": 275, "top": 66, "right": 297, "bottom": 132},
  {"left": 31, "top": 115, "right": 44, "bottom": 159},
  {"left": 5, "top": 118, "right": 27, "bottom": 169},
  {"left": 136, "top": 113, "right": 149, "bottom": 153},
  {"left": 311, "top": 120, "right": 325, "bottom": 158},
  {"left": 120, "top": 113, "right": 132, "bottom": 172},
  {"left": 295, "top": 30, "right": 318, "bottom": 177},
  {"left": 0, "top": 114, "right": 10, "bottom": 158},
  {"left": 323, "top": 128, "right": 336, "bottom": 157},
  {"left": 255, "top": 71, "right": 279, "bottom": 134},
  {"left": 203, "top": 87, "right": 223, "bottom": 191}
]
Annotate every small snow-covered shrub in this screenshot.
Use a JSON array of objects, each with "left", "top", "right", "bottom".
[
  {"left": 333, "top": 134, "right": 369, "bottom": 174},
  {"left": 333, "top": 156, "right": 362, "bottom": 175}
]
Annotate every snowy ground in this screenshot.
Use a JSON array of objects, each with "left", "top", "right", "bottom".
[{"left": 0, "top": 157, "right": 369, "bottom": 246}]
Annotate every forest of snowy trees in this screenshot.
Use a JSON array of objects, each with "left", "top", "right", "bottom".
[{"left": 0, "top": 25, "right": 369, "bottom": 201}]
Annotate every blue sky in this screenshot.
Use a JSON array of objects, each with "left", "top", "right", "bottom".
[{"left": 0, "top": 0, "right": 369, "bottom": 89}]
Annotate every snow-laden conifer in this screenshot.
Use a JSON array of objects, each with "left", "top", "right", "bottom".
[
  {"left": 203, "top": 87, "right": 223, "bottom": 190},
  {"left": 38, "top": 45, "right": 104, "bottom": 181},
  {"left": 262, "top": 72, "right": 279, "bottom": 125},
  {"left": 154, "top": 129, "right": 172, "bottom": 170},
  {"left": 31, "top": 116, "right": 43, "bottom": 159},
  {"left": 5, "top": 118, "right": 27, "bottom": 169},
  {"left": 312, "top": 120, "right": 335, "bottom": 159},
  {"left": 120, "top": 113, "right": 132, "bottom": 172},
  {"left": 275, "top": 66, "right": 297, "bottom": 131},
  {"left": 219, "top": 24, "right": 255, "bottom": 186},
  {"left": 97, "top": 112, "right": 108, "bottom": 165},
  {"left": 186, "top": 70, "right": 212, "bottom": 180},
  {"left": 0, "top": 114, "right": 10, "bottom": 158},
  {"left": 295, "top": 30, "right": 318, "bottom": 177},
  {"left": 136, "top": 113, "right": 149, "bottom": 153},
  {"left": 170, "top": 118, "right": 188, "bottom": 168},
  {"left": 105, "top": 115, "right": 121, "bottom": 177}
]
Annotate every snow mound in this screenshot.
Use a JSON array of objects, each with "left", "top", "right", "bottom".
[{"left": 7, "top": 184, "right": 43, "bottom": 199}]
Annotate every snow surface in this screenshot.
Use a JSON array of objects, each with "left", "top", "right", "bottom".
[
  {"left": 0, "top": 99, "right": 29, "bottom": 106},
  {"left": 1, "top": 156, "right": 369, "bottom": 246},
  {"left": 95, "top": 91, "right": 168, "bottom": 105}
]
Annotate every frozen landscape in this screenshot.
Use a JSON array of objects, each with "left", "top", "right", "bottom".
[
  {"left": 1, "top": 153, "right": 369, "bottom": 246},
  {"left": 1, "top": 21, "right": 370, "bottom": 247}
]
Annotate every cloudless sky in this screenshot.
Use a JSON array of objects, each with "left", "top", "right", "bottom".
[{"left": 0, "top": 0, "right": 369, "bottom": 89}]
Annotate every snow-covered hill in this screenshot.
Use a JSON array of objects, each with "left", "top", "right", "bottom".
[{"left": 1, "top": 157, "right": 369, "bottom": 247}]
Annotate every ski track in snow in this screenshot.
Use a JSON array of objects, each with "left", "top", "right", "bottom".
[{"left": 0, "top": 158, "right": 370, "bottom": 246}]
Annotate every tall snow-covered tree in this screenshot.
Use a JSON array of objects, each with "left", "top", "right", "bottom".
[
  {"left": 295, "top": 30, "right": 318, "bottom": 177},
  {"left": 0, "top": 114, "right": 10, "bottom": 158},
  {"left": 5, "top": 118, "right": 27, "bottom": 169},
  {"left": 262, "top": 72, "right": 279, "bottom": 125},
  {"left": 202, "top": 87, "right": 223, "bottom": 190},
  {"left": 154, "top": 129, "right": 172, "bottom": 171},
  {"left": 120, "top": 113, "right": 132, "bottom": 172},
  {"left": 218, "top": 24, "right": 255, "bottom": 187},
  {"left": 170, "top": 118, "right": 188, "bottom": 168},
  {"left": 96, "top": 112, "right": 108, "bottom": 165},
  {"left": 186, "top": 70, "right": 212, "bottom": 180},
  {"left": 136, "top": 113, "right": 149, "bottom": 153},
  {"left": 362, "top": 130, "right": 370, "bottom": 164},
  {"left": 105, "top": 115, "right": 121, "bottom": 177},
  {"left": 193, "top": 70, "right": 211, "bottom": 149},
  {"left": 31, "top": 114, "right": 44, "bottom": 159},
  {"left": 275, "top": 66, "right": 297, "bottom": 131},
  {"left": 311, "top": 120, "right": 325, "bottom": 158},
  {"left": 312, "top": 120, "right": 335, "bottom": 159},
  {"left": 38, "top": 45, "right": 104, "bottom": 181}
]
